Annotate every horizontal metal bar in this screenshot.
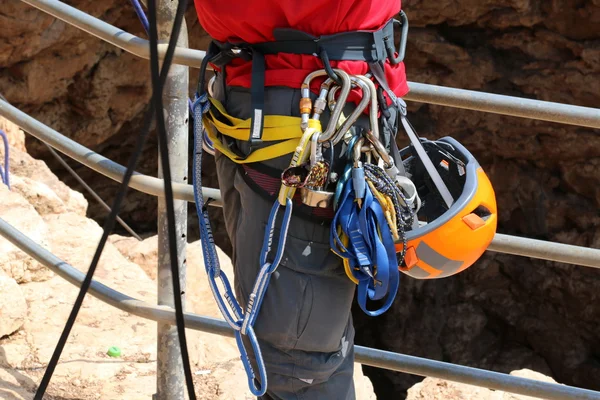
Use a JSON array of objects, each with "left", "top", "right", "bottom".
[
  {"left": 43, "top": 142, "right": 143, "bottom": 241},
  {"left": 1, "top": 217, "right": 599, "bottom": 400},
  {"left": 356, "top": 347, "right": 600, "bottom": 400},
  {"left": 20, "top": 0, "right": 600, "bottom": 130},
  {"left": 489, "top": 233, "right": 600, "bottom": 269},
  {"left": 20, "top": 0, "right": 205, "bottom": 68},
  {"left": 0, "top": 99, "right": 222, "bottom": 207},
  {"left": 2, "top": 99, "right": 600, "bottom": 268},
  {"left": 404, "top": 82, "right": 600, "bottom": 130}
]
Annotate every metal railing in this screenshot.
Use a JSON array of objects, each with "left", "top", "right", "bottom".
[
  {"left": 2, "top": 99, "right": 599, "bottom": 269},
  {"left": 1, "top": 0, "right": 599, "bottom": 399},
  {"left": 2, "top": 218, "right": 600, "bottom": 400},
  {"left": 20, "top": 0, "right": 600, "bottom": 131}
]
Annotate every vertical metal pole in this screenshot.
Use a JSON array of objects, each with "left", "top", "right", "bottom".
[{"left": 155, "top": 1, "right": 189, "bottom": 399}]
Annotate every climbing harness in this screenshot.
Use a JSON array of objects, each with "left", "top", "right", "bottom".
[
  {"left": 199, "top": 12, "right": 409, "bottom": 162},
  {"left": 0, "top": 129, "right": 10, "bottom": 189},
  {"left": 194, "top": 8, "right": 498, "bottom": 396}
]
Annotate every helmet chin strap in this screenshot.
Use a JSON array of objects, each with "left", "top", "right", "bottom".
[
  {"left": 368, "top": 62, "right": 455, "bottom": 209},
  {"left": 396, "top": 101, "right": 454, "bottom": 209}
]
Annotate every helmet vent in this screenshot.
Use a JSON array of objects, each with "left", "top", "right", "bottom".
[{"left": 472, "top": 205, "right": 492, "bottom": 221}]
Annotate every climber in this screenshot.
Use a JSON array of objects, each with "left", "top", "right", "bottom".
[
  {"left": 191, "top": 0, "right": 498, "bottom": 398},
  {"left": 192, "top": 1, "right": 409, "bottom": 398}
]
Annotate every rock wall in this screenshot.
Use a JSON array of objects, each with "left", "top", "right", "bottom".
[
  {"left": 1, "top": 0, "right": 599, "bottom": 398},
  {"left": 355, "top": 2, "right": 600, "bottom": 398}
]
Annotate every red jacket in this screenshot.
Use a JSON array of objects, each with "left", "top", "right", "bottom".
[{"left": 194, "top": 0, "right": 409, "bottom": 103}]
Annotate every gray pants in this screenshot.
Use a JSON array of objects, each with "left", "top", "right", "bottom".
[{"left": 212, "top": 74, "right": 358, "bottom": 399}]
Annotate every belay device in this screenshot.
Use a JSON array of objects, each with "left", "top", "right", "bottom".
[{"left": 193, "top": 10, "right": 497, "bottom": 397}]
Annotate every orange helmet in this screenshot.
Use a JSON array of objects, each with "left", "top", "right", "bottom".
[{"left": 396, "top": 136, "right": 497, "bottom": 279}]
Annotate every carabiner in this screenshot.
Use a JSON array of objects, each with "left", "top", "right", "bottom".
[
  {"left": 312, "top": 78, "right": 334, "bottom": 122},
  {"left": 278, "top": 127, "right": 319, "bottom": 204},
  {"left": 320, "top": 70, "right": 352, "bottom": 142},
  {"left": 364, "top": 130, "right": 393, "bottom": 168},
  {"left": 352, "top": 75, "right": 380, "bottom": 142},
  {"left": 310, "top": 131, "right": 323, "bottom": 167},
  {"left": 329, "top": 77, "right": 371, "bottom": 145},
  {"left": 353, "top": 137, "right": 365, "bottom": 168},
  {"left": 300, "top": 69, "right": 351, "bottom": 133}
]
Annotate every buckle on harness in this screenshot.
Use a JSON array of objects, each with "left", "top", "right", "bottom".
[
  {"left": 219, "top": 134, "right": 263, "bottom": 161},
  {"left": 386, "top": 11, "right": 409, "bottom": 65}
]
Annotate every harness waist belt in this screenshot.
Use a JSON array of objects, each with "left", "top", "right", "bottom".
[
  {"left": 210, "top": 18, "right": 397, "bottom": 67},
  {"left": 199, "top": 13, "right": 409, "bottom": 161}
]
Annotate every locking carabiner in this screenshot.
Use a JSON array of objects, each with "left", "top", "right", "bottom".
[
  {"left": 300, "top": 69, "right": 351, "bottom": 133},
  {"left": 312, "top": 78, "right": 334, "bottom": 122}
]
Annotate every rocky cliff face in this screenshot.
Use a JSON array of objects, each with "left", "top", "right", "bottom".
[{"left": 1, "top": 0, "right": 599, "bottom": 398}]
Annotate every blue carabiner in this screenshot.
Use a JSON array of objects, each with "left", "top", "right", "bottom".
[
  {"left": 260, "top": 198, "right": 294, "bottom": 268},
  {"left": 236, "top": 326, "right": 268, "bottom": 396}
]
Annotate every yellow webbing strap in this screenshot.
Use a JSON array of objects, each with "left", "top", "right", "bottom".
[
  {"left": 204, "top": 122, "right": 299, "bottom": 164},
  {"left": 367, "top": 180, "right": 399, "bottom": 241},
  {"left": 202, "top": 97, "right": 312, "bottom": 164},
  {"left": 342, "top": 233, "right": 359, "bottom": 285},
  {"left": 206, "top": 97, "right": 303, "bottom": 141}
]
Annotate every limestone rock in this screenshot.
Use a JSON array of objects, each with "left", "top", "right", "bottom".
[
  {"left": 9, "top": 175, "right": 68, "bottom": 216},
  {"left": 8, "top": 147, "right": 88, "bottom": 216},
  {"left": 0, "top": 116, "right": 26, "bottom": 152},
  {"left": 406, "top": 377, "right": 495, "bottom": 400},
  {"left": 109, "top": 234, "right": 158, "bottom": 279},
  {"left": 406, "top": 369, "right": 560, "bottom": 400},
  {"left": 0, "top": 368, "right": 31, "bottom": 400},
  {"left": 0, "top": 276, "right": 27, "bottom": 338},
  {"left": 0, "top": 184, "right": 53, "bottom": 283},
  {"left": 501, "top": 369, "right": 559, "bottom": 400}
]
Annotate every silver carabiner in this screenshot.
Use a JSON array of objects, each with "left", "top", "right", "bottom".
[
  {"left": 329, "top": 77, "right": 371, "bottom": 145},
  {"left": 364, "top": 131, "right": 393, "bottom": 168},
  {"left": 312, "top": 78, "right": 334, "bottom": 122},
  {"left": 310, "top": 131, "right": 323, "bottom": 167},
  {"left": 300, "top": 69, "right": 351, "bottom": 133},
  {"left": 352, "top": 75, "right": 380, "bottom": 142}
]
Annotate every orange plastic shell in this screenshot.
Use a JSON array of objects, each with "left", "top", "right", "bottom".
[{"left": 397, "top": 167, "right": 497, "bottom": 279}]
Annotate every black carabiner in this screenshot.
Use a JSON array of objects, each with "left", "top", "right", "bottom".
[{"left": 386, "top": 11, "right": 409, "bottom": 65}]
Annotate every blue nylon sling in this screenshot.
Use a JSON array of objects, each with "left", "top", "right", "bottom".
[{"left": 331, "top": 166, "right": 399, "bottom": 317}]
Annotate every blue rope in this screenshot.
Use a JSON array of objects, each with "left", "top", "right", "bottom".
[
  {"left": 129, "top": 0, "right": 215, "bottom": 155},
  {"left": 129, "top": 0, "right": 150, "bottom": 34},
  {"left": 192, "top": 92, "right": 293, "bottom": 396},
  {"left": 0, "top": 129, "right": 10, "bottom": 189}
]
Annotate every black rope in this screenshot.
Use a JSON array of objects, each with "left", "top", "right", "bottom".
[{"left": 33, "top": 0, "right": 194, "bottom": 398}]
